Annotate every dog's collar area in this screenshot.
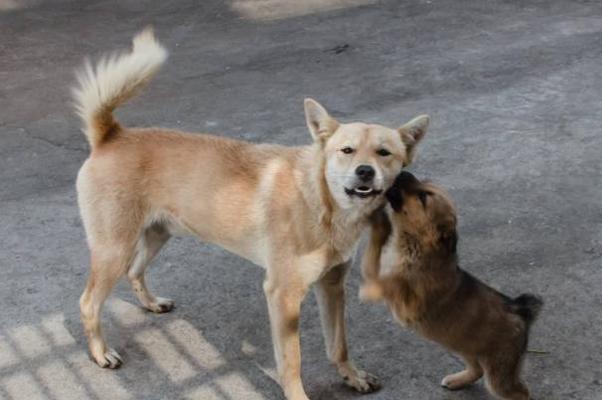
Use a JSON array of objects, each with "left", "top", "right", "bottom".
[{"left": 345, "top": 187, "right": 383, "bottom": 198}]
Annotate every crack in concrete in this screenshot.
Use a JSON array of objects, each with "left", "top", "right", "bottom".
[{"left": 19, "top": 127, "right": 87, "bottom": 153}]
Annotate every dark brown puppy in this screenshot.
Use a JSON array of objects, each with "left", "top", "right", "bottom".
[{"left": 360, "top": 172, "right": 542, "bottom": 400}]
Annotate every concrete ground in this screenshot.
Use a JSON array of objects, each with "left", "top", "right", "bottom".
[{"left": 1, "top": 0, "right": 601, "bottom": 399}]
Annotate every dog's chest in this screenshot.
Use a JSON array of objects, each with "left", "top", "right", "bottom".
[
  {"left": 328, "top": 217, "right": 367, "bottom": 262},
  {"left": 380, "top": 239, "right": 414, "bottom": 276}
]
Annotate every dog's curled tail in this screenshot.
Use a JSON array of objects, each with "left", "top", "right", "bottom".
[
  {"left": 511, "top": 293, "right": 543, "bottom": 325},
  {"left": 72, "top": 28, "right": 167, "bottom": 149}
]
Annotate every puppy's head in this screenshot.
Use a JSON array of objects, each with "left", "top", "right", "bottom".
[
  {"left": 386, "top": 172, "right": 457, "bottom": 254},
  {"left": 304, "top": 98, "right": 429, "bottom": 210}
]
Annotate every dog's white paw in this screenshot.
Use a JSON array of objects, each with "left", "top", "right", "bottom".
[
  {"left": 148, "top": 297, "right": 175, "bottom": 313},
  {"left": 359, "top": 281, "right": 383, "bottom": 303},
  {"left": 441, "top": 370, "right": 477, "bottom": 390},
  {"left": 339, "top": 364, "right": 381, "bottom": 393},
  {"left": 94, "top": 348, "right": 123, "bottom": 369}
]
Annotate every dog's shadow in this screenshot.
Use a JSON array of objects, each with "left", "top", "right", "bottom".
[{"left": 61, "top": 240, "right": 512, "bottom": 400}]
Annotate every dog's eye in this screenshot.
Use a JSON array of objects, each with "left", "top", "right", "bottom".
[
  {"left": 376, "top": 148, "right": 391, "bottom": 157},
  {"left": 341, "top": 147, "right": 354, "bottom": 154}
]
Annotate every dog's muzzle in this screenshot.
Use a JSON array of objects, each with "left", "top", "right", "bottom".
[{"left": 345, "top": 165, "right": 382, "bottom": 198}]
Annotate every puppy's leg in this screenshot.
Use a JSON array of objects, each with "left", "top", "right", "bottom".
[
  {"left": 360, "top": 209, "right": 390, "bottom": 284},
  {"left": 483, "top": 356, "right": 530, "bottom": 400},
  {"left": 127, "top": 225, "right": 173, "bottom": 313},
  {"left": 264, "top": 261, "right": 311, "bottom": 400},
  {"left": 441, "top": 356, "right": 483, "bottom": 390},
  {"left": 80, "top": 243, "right": 135, "bottom": 368},
  {"left": 315, "top": 262, "right": 380, "bottom": 393},
  {"left": 486, "top": 374, "right": 529, "bottom": 400}
]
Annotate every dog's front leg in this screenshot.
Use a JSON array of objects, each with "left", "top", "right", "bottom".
[
  {"left": 263, "top": 264, "right": 311, "bottom": 400},
  {"left": 314, "top": 262, "right": 381, "bottom": 393}
]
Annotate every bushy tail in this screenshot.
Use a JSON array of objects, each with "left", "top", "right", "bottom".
[
  {"left": 511, "top": 293, "right": 543, "bottom": 325},
  {"left": 72, "top": 28, "right": 167, "bottom": 149}
]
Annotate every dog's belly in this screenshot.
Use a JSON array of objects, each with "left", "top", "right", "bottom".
[
  {"left": 159, "top": 211, "right": 268, "bottom": 266},
  {"left": 157, "top": 207, "right": 359, "bottom": 275}
]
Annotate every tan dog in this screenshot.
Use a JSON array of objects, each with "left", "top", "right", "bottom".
[
  {"left": 360, "top": 172, "right": 542, "bottom": 400},
  {"left": 73, "top": 29, "right": 429, "bottom": 400}
]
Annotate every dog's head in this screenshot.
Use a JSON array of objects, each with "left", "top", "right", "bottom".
[
  {"left": 386, "top": 171, "right": 457, "bottom": 254},
  {"left": 304, "top": 99, "right": 429, "bottom": 210}
]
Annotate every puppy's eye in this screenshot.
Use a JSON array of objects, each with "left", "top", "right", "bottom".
[
  {"left": 341, "top": 147, "right": 354, "bottom": 154},
  {"left": 376, "top": 148, "right": 391, "bottom": 157}
]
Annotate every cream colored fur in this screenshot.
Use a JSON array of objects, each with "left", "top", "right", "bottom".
[
  {"left": 72, "top": 27, "right": 167, "bottom": 148},
  {"left": 73, "top": 29, "right": 428, "bottom": 400}
]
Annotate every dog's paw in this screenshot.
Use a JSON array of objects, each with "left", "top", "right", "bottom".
[
  {"left": 340, "top": 365, "right": 381, "bottom": 393},
  {"left": 94, "top": 348, "right": 123, "bottom": 369},
  {"left": 344, "top": 369, "right": 381, "bottom": 393},
  {"left": 359, "top": 281, "right": 383, "bottom": 303},
  {"left": 441, "top": 370, "right": 477, "bottom": 390},
  {"left": 148, "top": 297, "right": 175, "bottom": 313}
]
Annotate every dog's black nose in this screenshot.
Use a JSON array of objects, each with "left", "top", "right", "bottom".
[{"left": 355, "top": 165, "right": 375, "bottom": 182}]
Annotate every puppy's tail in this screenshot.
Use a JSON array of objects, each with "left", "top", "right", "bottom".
[
  {"left": 510, "top": 293, "right": 543, "bottom": 326},
  {"left": 72, "top": 28, "right": 167, "bottom": 149}
]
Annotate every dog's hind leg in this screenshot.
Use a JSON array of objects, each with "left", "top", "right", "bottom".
[
  {"left": 486, "top": 374, "right": 529, "bottom": 400},
  {"left": 80, "top": 241, "right": 137, "bottom": 368},
  {"left": 315, "top": 262, "right": 381, "bottom": 393},
  {"left": 441, "top": 356, "right": 483, "bottom": 390},
  {"left": 483, "top": 355, "right": 530, "bottom": 400},
  {"left": 127, "top": 224, "right": 172, "bottom": 313}
]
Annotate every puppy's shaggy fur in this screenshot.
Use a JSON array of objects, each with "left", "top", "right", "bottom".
[{"left": 360, "top": 172, "right": 542, "bottom": 400}]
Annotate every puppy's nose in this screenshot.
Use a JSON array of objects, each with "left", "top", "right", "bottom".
[{"left": 355, "top": 165, "right": 375, "bottom": 182}]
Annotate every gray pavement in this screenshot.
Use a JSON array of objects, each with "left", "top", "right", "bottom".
[{"left": 1, "top": 1, "right": 601, "bottom": 399}]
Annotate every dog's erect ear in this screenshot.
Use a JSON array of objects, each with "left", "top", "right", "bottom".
[
  {"left": 399, "top": 114, "right": 429, "bottom": 166},
  {"left": 304, "top": 98, "right": 339, "bottom": 143}
]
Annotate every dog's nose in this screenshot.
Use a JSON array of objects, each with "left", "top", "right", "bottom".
[{"left": 355, "top": 165, "right": 375, "bottom": 182}]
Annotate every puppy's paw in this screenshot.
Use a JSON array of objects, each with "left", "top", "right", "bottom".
[
  {"left": 339, "top": 363, "right": 381, "bottom": 393},
  {"left": 93, "top": 348, "right": 123, "bottom": 369},
  {"left": 359, "top": 281, "right": 383, "bottom": 303},
  {"left": 441, "top": 370, "right": 479, "bottom": 390},
  {"left": 148, "top": 297, "right": 175, "bottom": 313}
]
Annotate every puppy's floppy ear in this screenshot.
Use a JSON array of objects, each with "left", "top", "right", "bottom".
[
  {"left": 304, "top": 98, "right": 339, "bottom": 143},
  {"left": 399, "top": 114, "right": 429, "bottom": 166}
]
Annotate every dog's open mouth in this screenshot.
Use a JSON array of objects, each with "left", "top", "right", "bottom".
[{"left": 345, "top": 186, "right": 383, "bottom": 199}]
